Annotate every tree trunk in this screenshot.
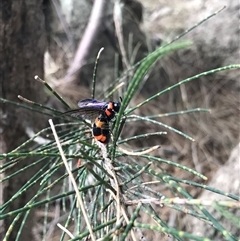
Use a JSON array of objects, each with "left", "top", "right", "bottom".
[{"left": 0, "top": 1, "right": 46, "bottom": 240}]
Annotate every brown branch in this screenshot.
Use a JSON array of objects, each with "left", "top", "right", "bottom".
[{"left": 64, "top": 0, "right": 107, "bottom": 83}]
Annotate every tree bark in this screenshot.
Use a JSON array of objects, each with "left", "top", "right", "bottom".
[{"left": 0, "top": 0, "right": 46, "bottom": 240}]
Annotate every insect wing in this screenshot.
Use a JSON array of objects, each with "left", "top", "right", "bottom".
[
  {"left": 60, "top": 108, "right": 89, "bottom": 121},
  {"left": 73, "top": 99, "right": 107, "bottom": 120},
  {"left": 78, "top": 99, "right": 107, "bottom": 110}
]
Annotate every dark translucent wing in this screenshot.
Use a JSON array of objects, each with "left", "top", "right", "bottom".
[
  {"left": 77, "top": 99, "right": 108, "bottom": 110},
  {"left": 61, "top": 108, "right": 101, "bottom": 121},
  {"left": 71, "top": 109, "right": 102, "bottom": 121},
  {"left": 61, "top": 99, "right": 107, "bottom": 121}
]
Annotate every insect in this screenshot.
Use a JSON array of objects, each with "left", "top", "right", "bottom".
[
  {"left": 92, "top": 114, "right": 110, "bottom": 144},
  {"left": 64, "top": 99, "right": 121, "bottom": 144}
]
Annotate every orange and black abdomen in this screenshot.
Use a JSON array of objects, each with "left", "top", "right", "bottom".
[{"left": 92, "top": 115, "right": 110, "bottom": 144}]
